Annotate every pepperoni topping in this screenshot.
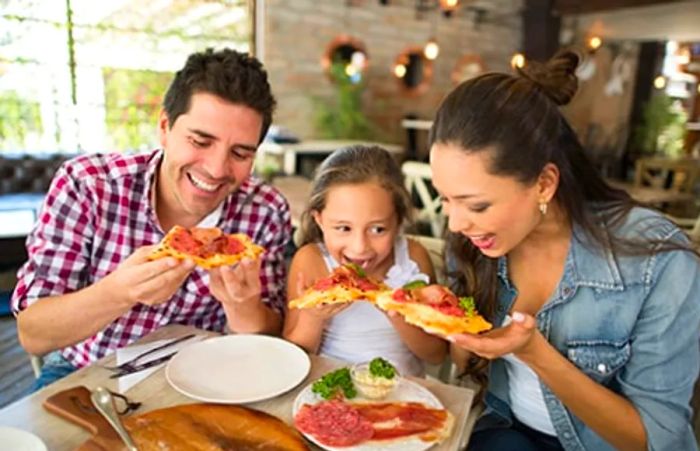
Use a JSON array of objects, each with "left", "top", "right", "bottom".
[
  {"left": 225, "top": 236, "right": 246, "bottom": 255},
  {"left": 312, "top": 265, "right": 381, "bottom": 292},
  {"left": 392, "top": 289, "right": 409, "bottom": 302},
  {"left": 169, "top": 229, "right": 202, "bottom": 254},
  {"left": 294, "top": 400, "right": 374, "bottom": 446}
]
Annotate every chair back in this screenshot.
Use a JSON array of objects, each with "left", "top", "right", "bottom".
[
  {"left": 402, "top": 161, "right": 445, "bottom": 237},
  {"left": 634, "top": 157, "right": 700, "bottom": 194}
]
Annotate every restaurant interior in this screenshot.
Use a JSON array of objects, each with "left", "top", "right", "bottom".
[{"left": 1, "top": 0, "right": 699, "bottom": 448}]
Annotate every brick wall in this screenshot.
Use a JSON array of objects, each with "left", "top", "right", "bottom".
[{"left": 263, "top": 0, "right": 523, "bottom": 149}]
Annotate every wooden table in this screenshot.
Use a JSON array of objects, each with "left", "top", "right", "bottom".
[{"left": 0, "top": 325, "right": 477, "bottom": 450}]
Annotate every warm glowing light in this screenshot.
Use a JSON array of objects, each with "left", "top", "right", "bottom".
[
  {"left": 697, "top": 84, "right": 700, "bottom": 94},
  {"left": 653, "top": 75, "right": 666, "bottom": 89},
  {"left": 439, "top": 0, "right": 459, "bottom": 10},
  {"left": 345, "top": 64, "right": 358, "bottom": 76},
  {"left": 588, "top": 36, "right": 602, "bottom": 50},
  {"left": 394, "top": 64, "right": 407, "bottom": 78},
  {"left": 424, "top": 40, "right": 440, "bottom": 60},
  {"left": 510, "top": 53, "right": 525, "bottom": 69}
]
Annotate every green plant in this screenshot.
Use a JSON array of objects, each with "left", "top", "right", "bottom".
[
  {"left": 0, "top": 90, "right": 43, "bottom": 150},
  {"left": 633, "top": 93, "right": 687, "bottom": 157},
  {"left": 314, "top": 62, "right": 375, "bottom": 140}
]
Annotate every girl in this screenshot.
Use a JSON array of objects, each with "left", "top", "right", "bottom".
[
  {"left": 283, "top": 145, "right": 447, "bottom": 376},
  {"left": 429, "top": 50, "right": 700, "bottom": 451}
]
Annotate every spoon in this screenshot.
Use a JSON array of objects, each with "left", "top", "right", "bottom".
[{"left": 90, "top": 387, "right": 138, "bottom": 451}]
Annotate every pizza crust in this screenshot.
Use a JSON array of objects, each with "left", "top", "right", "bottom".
[
  {"left": 289, "top": 284, "right": 365, "bottom": 309},
  {"left": 375, "top": 292, "right": 492, "bottom": 335}
]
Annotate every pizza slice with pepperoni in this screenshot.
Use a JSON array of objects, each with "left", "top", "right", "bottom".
[
  {"left": 289, "top": 264, "right": 389, "bottom": 309},
  {"left": 149, "top": 225, "right": 264, "bottom": 269},
  {"left": 375, "top": 282, "right": 492, "bottom": 335}
]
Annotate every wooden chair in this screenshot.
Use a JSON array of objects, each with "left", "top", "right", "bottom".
[
  {"left": 402, "top": 161, "right": 445, "bottom": 238},
  {"left": 634, "top": 157, "right": 700, "bottom": 194}
]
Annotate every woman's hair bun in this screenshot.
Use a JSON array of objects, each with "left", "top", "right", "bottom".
[{"left": 517, "top": 49, "right": 581, "bottom": 106}]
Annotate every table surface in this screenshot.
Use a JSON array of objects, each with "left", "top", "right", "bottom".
[{"left": 0, "top": 325, "right": 477, "bottom": 450}]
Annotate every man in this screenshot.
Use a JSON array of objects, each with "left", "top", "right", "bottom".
[{"left": 11, "top": 48, "right": 291, "bottom": 387}]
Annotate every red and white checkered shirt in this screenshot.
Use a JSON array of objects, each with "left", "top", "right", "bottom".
[{"left": 12, "top": 150, "right": 292, "bottom": 368}]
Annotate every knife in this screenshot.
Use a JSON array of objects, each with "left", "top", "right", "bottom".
[{"left": 110, "top": 351, "right": 178, "bottom": 378}]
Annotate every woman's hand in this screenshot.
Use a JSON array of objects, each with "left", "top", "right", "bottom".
[
  {"left": 209, "top": 258, "right": 262, "bottom": 307},
  {"left": 448, "top": 311, "right": 540, "bottom": 360}
]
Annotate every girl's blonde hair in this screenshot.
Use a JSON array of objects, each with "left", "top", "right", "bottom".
[{"left": 298, "top": 145, "right": 413, "bottom": 246}]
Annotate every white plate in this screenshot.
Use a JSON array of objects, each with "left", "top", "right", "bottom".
[
  {"left": 166, "top": 335, "right": 310, "bottom": 404},
  {"left": 0, "top": 427, "right": 47, "bottom": 451},
  {"left": 292, "top": 377, "right": 445, "bottom": 451}
]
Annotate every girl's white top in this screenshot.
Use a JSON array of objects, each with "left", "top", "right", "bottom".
[{"left": 316, "top": 236, "right": 430, "bottom": 376}]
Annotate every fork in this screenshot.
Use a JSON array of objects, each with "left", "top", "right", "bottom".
[{"left": 104, "top": 333, "right": 196, "bottom": 373}]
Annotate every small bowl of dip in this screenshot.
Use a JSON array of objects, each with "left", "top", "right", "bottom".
[{"left": 350, "top": 361, "right": 399, "bottom": 400}]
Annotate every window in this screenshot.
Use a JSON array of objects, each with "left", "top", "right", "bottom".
[{"left": 0, "top": 0, "right": 252, "bottom": 153}]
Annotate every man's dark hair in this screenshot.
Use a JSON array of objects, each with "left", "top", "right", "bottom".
[{"left": 163, "top": 48, "right": 276, "bottom": 143}]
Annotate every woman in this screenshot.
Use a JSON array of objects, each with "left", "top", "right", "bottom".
[{"left": 429, "top": 50, "right": 700, "bottom": 451}]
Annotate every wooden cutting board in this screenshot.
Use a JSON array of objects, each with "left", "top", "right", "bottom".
[{"left": 43, "top": 386, "right": 310, "bottom": 450}]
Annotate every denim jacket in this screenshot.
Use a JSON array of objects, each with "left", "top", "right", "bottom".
[{"left": 472, "top": 207, "right": 700, "bottom": 451}]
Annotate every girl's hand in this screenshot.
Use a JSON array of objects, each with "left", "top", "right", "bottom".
[
  {"left": 448, "top": 311, "right": 540, "bottom": 360},
  {"left": 294, "top": 272, "right": 349, "bottom": 321},
  {"left": 306, "top": 302, "right": 350, "bottom": 320},
  {"left": 209, "top": 258, "right": 262, "bottom": 307}
]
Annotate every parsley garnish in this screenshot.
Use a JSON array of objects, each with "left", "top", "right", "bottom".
[
  {"left": 311, "top": 368, "right": 357, "bottom": 400},
  {"left": 369, "top": 357, "right": 396, "bottom": 379},
  {"left": 402, "top": 280, "right": 428, "bottom": 290},
  {"left": 345, "top": 263, "right": 366, "bottom": 278},
  {"left": 458, "top": 297, "right": 476, "bottom": 317}
]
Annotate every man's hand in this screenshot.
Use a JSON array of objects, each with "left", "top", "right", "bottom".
[
  {"left": 99, "top": 245, "right": 196, "bottom": 308},
  {"left": 209, "top": 258, "right": 263, "bottom": 307}
]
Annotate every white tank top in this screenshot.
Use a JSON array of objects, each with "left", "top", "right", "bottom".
[
  {"left": 316, "top": 236, "right": 430, "bottom": 377},
  {"left": 501, "top": 315, "right": 557, "bottom": 435}
]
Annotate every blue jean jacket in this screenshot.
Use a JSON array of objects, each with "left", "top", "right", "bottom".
[{"left": 472, "top": 207, "right": 700, "bottom": 450}]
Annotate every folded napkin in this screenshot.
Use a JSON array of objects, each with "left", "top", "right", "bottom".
[{"left": 115, "top": 335, "right": 204, "bottom": 393}]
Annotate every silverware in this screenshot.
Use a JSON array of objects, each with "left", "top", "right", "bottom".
[
  {"left": 104, "top": 333, "right": 196, "bottom": 374},
  {"left": 109, "top": 351, "right": 178, "bottom": 378},
  {"left": 90, "top": 386, "right": 139, "bottom": 451}
]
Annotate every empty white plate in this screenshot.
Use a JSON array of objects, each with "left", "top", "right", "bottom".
[
  {"left": 166, "top": 334, "right": 310, "bottom": 403},
  {"left": 0, "top": 427, "right": 47, "bottom": 451}
]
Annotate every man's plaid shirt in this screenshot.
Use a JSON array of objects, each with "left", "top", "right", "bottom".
[{"left": 12, "top": 150, "right": 292, "bottom": 368}]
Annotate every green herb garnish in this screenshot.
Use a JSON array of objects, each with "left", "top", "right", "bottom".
[
  {"left": 312, "top": 367, "right": 357, "bottom": 400},
  {"left": 369, "top": 357, "right": 396, "bottom": 379},
  {"left": 402, "top": 280, "right": 428, "bottom": 290},
  {"left": 345, "top": 263, "right": 366, "bottom": 278},
  {"left": 458, "top": 297, "right": 476, "bottom": 317}
]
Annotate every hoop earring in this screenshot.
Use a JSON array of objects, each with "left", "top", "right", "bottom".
[{"left": 539, "top": 202, "right": 548, "bottom": 216}]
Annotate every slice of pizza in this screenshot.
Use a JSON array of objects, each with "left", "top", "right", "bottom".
[
  {"left": 289, "top": 264, "right": 389, "bottom": 309},
  {"left": 294, "top": 399, "right": 454, "bottom": 447},
  {"left": 149, "top": 225, "right": 264, "bottom": 269},
  {"left": 375, "top": 282, "right": 492, "bottom": 335}
]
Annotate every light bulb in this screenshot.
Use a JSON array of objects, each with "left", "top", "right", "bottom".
[
  {"left": 394, "top": 64, "right": 407, "bottom": 78},
  {"left": 653, "top": 75, "right": 666, "bottom": 90},
  {"left": 588, "top": 36, "right": 602, "bottom": 50},
  {"left": 510, "top": 53, "right": 525, "bottom": 69},
  {"left": 424, "top": 40, "right": 440, "bottom": 60}
]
